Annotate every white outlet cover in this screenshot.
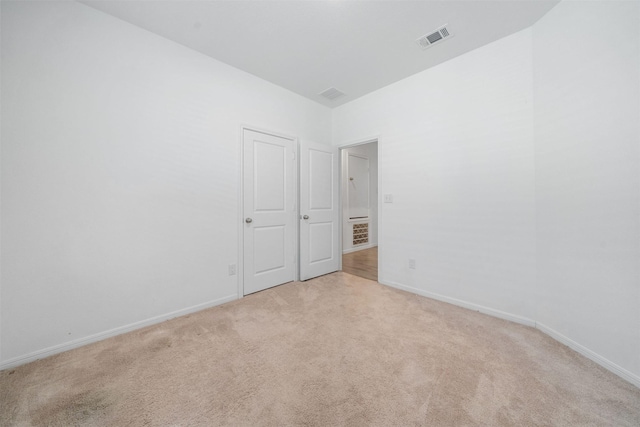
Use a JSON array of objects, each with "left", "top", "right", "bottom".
[{"left": 384, "top": 194, "right": 393, "bottom": 203}]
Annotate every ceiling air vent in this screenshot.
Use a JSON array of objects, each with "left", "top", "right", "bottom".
[
  {"left": 319, "top": 87, "right": 345, "bottom": 101},
  {"left": 416, "top": 24, "right": 453, "bottom": 50}
]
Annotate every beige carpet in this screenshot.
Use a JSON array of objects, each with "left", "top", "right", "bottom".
[{"left": 1, "top": 272, "right": 639, "bottom": 426}]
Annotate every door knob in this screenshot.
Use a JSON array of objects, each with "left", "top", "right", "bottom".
[
  {"left": 303, "top": 215, "right": 309, "bottom": 220},
  {"left": 245, "top": 218, "right": 253, "bottom": 223}
]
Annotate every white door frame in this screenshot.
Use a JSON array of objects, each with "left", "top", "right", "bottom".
[
  {"left": 237, "top": 125, "right": 299, "bottom": 299},
  {"left": 337, "top": 136, "right": 380, "bottom": 274}
]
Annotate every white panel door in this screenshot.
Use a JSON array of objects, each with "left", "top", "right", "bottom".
[
  {"left": 243, "top": 129, "right": 295, "bottom": 295},
  {"left": 299, "top": 141, "right": 339, "bottom": 281}
]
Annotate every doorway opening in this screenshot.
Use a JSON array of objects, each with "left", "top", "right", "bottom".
[{"left": 340, "top": 140, "right": 378, "bottom": 282}]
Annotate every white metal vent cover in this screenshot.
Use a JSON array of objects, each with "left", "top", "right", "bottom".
[
  {"left": 319, "top": 87, "right": 346, "bottom": 101},
  {"left": 416, "top": 25, "right": 454, "bottom": 50}
]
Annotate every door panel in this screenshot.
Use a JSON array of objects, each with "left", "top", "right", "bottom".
[
  {"left": 254, "top": 142, "right": 286, "bottom": 211},
  {"left": 309, "top": 222, "right": 334, "bottom": 263},
  {"left": 253, "top": 225, "right": 285, "bottom": 274},
  {"left": 309, "top": 150, "right": 333, "bottom": 209},
  {"left": 300, "top": 141, "right": 339, "bottom": 281},
  {"left": 243, "top": 129, "right": 295, "bottom": 295}
]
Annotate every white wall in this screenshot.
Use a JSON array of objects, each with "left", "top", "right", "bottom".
[
  {"left": 0, "top": 1, "right": 331, "bottom": 365},
  {"left": 533, "top": 0, "right": 640, "bottom": 380},
  {"left": 333, "top": 29, "right": 537, "bottom": 321},
  {"left": 333, "top": 1, "right": 640, "bottom": 385},
  {"left": 341, "top": 142, "right": 378, "bottom": 253}
]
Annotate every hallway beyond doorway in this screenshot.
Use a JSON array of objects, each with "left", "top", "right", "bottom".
[{"left": 342, "top": 247, "right": 378, "bottom": 282}]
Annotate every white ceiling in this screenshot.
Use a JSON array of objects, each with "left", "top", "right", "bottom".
[{"left": 81, "top": 0, "right": 559, "bottom": 108}]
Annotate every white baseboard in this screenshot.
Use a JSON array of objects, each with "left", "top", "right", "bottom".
[
  {"left": 343, "top": 244, "right": 378, "bottom": 254},
  {"left": 4, "top": 280, "right": 639, "bottom": 390},
  {"left": 0, "top": 294, "right": 237, "bottom": 371},
  {"left": 535, "top": 322, "right": 640, "bottom": 389},
  {"left": 380, "top": 279, "right": 640, "bottom": 389},
  {"left": 380, "top": 279, "right": 535, "bottom": 327}
]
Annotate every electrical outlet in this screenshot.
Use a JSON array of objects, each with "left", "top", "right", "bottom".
[
  {"left": 409, "top": 259, "right": 416, "bottom": 269},
  {"left": 228, "top": 264, "right": 237, "bottom": 276},
  {"left": 384, "top": 194, "right": 393, "bottom": 203}
]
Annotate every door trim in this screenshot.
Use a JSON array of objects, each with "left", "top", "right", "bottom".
[{"left": 238, "top": 125, "right": 299, "bottom": 299}]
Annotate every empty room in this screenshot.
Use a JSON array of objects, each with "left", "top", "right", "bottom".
[{"left": 1, "top": 0, "right": 640, "bottom": 425}]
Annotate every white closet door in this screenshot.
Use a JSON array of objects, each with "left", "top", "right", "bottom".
[
  {"left": 243, "top": 129, "right": 295, "bottom": 295},
  {"left": 299, "top": 141, "right": 339, "bottom": 281}
]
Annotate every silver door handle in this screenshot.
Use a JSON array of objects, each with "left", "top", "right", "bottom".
[
  {"left": 303, "top": 215, "right": 309, "bottom": 220},
  {"left": 245, "top": 218, "right": 253, "bottom": 223}
]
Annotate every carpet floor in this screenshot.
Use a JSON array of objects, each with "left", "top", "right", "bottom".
[{"left": 1, "top": 272, "right": 639, "bottom": 426}]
